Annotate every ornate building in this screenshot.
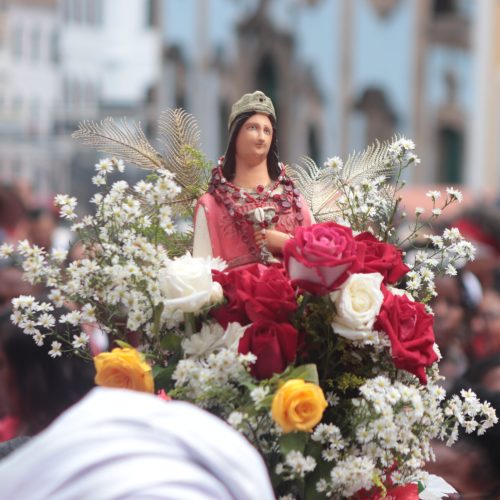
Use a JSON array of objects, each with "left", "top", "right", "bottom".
[{"left": 160, "top": 0, "right": 325, "bottom": 167}]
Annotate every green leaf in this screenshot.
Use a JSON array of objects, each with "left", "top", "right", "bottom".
[
  {"left": 284, "top": 364, "right": 319, "bottom": 385},
  {"left": 279, "top": 431, "right": 309, "bottom": 455},
  {"left": 160, "top": 333, "right": 182, "bottom": 352},
  {"left": 114, "top": 339, "right": 133, "bottom": 349},
  {"left": 153, "top": 364, "right": 177, "bottom": 391}
]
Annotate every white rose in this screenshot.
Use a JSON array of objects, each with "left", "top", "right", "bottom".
[
  {"left": 159, "top": 254, "right": 219, "bottom": 313},
  {"left": 330, "top": 273, "right": 384, "bottom": 340}
]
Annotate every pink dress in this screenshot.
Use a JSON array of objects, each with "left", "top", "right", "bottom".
[{"left": 194, "top": 190, "right": 313, "bottom": 269}]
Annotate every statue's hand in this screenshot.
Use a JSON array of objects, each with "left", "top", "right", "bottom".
[{"left": 254, "top": 229, "right": 291, "bottom": 255}]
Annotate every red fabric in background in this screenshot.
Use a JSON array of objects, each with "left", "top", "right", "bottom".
[{"left": 0, "top": 416, "right": 19, "bottom": 442}]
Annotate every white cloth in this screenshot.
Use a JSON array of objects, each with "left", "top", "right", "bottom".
[{"left": 0, "top": 388, "right": 275, "bottom": 500}]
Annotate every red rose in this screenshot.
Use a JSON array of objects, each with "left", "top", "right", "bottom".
[
  {"left": 375, "top": 288, "right": 438, "bottom": 384},
  {"left": 355, "top": 232, "right": 410, "bottom": 284},
  {"left": 284, "top": 222, "right": 358, "bottom": 295},
  {"left": 211, "top": 264, "right": 297, "bottom": 328},
  {"left": 238, "top": 320, "right": 298, "bottom": 379},
  {"left": 353, "top": 483, "right": 419, "bottom": 500},
  {"left": 211, "top": 269, "right": 249, "bottom": 327}
]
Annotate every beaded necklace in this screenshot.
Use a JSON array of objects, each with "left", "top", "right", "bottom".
[{"left": 207, "top": 157, "right": 304, "bottom": 262}]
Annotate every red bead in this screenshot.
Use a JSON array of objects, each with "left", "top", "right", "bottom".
[{"left": 256, "top": 185, "right": 264, "bottom": 194}]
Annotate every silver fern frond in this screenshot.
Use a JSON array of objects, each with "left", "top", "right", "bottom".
[
  {"left": 72, "top": 118, "right": 166, "bottom": 170},
  {"left": 340, "top": 136, "right": 400, "bottom": 185},
  {"left": 158, "top": 108, "right": 204, "bottom": 191}
]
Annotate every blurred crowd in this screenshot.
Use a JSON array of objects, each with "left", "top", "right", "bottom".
[{"left": 0, "top": 179, "right": 500, "bottom": 497}]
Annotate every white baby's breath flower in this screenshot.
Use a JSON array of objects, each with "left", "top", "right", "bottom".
[
  {"left": 0, "top": 243, "right": 14, "bottom": 258},
  {"left": 227, "top": 411, "right": 245, "bottom": 428},
  {"left": 38, "top": 313, "right": 55, "bottom": 329},
  {"left": 445, "top": 264, "right": 457, "bottom": 276},
  {"left": 33, "top": 332, "right": 46, "bottom": 346},
  {"left": 51, "top": 248, "right": 68, "bottom": 263},
  {"left": 415, "top": 207, "right": 425, "bottom": 216},
  {"left": 250, "top": 386, "right": 270, "bottom": 406},
  {"left": 432, "top": 208, "right": 442, "bottom": 216},
  {"left": 95, "top": 159, "right": 113, "bottom": 173},
  {"left": 48, "top": 341, "right": 62, "bottom": 358},
  {"left": 92, "top": 175, "right": 107, "bottom": 186},
  {"left": 72, "top": 332, "right": 90, "bottom": 349},
  {"left": 426, "top": 190, "right": 441, "bottom": 201},
  {"left": 59, "top": 310, "right": 82, "bottom": 326},
  {"left": 324, "top": 156, "right": 343, "bottom": 171},
  {"left": 446, "top": 187, "right": 463, "bottom": 203},
  {"left": 111, "top": 157, "right": 125, "bottom": 172}
]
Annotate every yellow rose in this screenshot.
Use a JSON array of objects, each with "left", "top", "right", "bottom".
[
  {"left": 94, "top": 347, "right": 154, "bottom": 393},
  {"left": 271, "top": 379, "right": 328, "bottom": 433}
]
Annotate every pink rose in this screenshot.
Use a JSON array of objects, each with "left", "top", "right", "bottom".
[{"left": 284, "top": 222, "right": 358, "bottom": 295}]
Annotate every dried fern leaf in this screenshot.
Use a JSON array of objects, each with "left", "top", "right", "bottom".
[
  {"left": 158, "top": 108, "right": 204, "bottom": 190},
  {"left": 72, "top": 118, "right": 166, "bottom": 170}
]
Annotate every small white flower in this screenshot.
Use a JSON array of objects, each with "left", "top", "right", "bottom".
[
  {"left": 426, "top": 190, "right": 441, "bottom": 200},
  {"left": 72, "top": 332, "right": 90, "bottom": 349},
  {"left": 446, "top": 187, "right": 463, "bottom": 203},
  {"left": 445, "top": 264, "right": 457, "bottom": 276},
  {"left": 0, "top": 243, "right": 14, "bottom": 258},
  {"left": 432, "top": 208, "right": 442, "bottom": 216},
  {"left": 250, "top": 386, "right": 270, "bottom": 406},
  {"left": 324, "top": 156, "right": 343, "bottom": 171},
  {"left": 415, "top": 207, "right": 425, "bottom": 216},
  {"left": 51, "top": 248, "right": 68, "bottom": 262},
  {"left": 38, "top": 313, "right": 55, "bottom": 329},
  {"left": 95, "top": 159, "right": 114, "bottom": 173},
  {"left": 111, "top": 157, "right": 125, "bottom": 172},
  {"left": 33, "top": 332, "right": 45, "bottom": 346},
  {"left": 92, "top": 175, "right": 107, "bottom": 186},
  {"left": 48, "top": 341, "right": 62, "bottom": 358},
  {"left": 227, "top": 411, "right": 245, "bottom": 428}
]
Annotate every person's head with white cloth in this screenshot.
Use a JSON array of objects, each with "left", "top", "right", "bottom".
[{"left": 0, "top": 387, "right": 275, "bottom": 500}]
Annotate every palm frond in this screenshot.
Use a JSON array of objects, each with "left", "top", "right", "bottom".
[
  {"left": 157, "top": 108, "right": 204, "bottom": 190},
  {"left": 72, "top": 118, "right": 166, "bottom": 170}
]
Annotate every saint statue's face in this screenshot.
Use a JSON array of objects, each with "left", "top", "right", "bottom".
[{"left": 235, "top": 113, "right": 273, "bottom": 165}]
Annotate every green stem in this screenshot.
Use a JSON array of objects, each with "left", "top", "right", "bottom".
[
  {"left": 153, "top": 303, "right": 164, "bottom": 338},
  {"left": 184, "top": 312, "right": 196, "bottom": 336}
]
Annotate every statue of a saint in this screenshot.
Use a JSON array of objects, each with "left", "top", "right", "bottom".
[{"left": 193, "top": 91, "right": 313, "bottom": 269}]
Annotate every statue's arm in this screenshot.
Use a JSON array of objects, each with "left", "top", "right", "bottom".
[{"left": 193, "top": 204, "right": 214, "bottom": 259}]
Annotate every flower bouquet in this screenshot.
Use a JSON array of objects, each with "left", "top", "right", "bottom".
[{"left": 3, "top": 111, "right": 496, "bottom": 500}]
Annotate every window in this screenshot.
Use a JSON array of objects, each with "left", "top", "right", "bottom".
[
  {"left": 307, "top": 125, "right": 320, "bottom": 166},
  {"left": 50, "top": 31, "right": 59, "bottom": 63},
  {"left": 438, "top": 126, "right": 463, "bottom": 183},
  {"left": 11, "top": 24, "right": 23, "bottom": 60},
  {"left": 31, "top": 26, "right": 41, "bottom": 62},
  {"left": 146, "top": 0, "right": 157, "bottom": 27},
  {"left": 433, "top": 0, "right": 457, "bottom": 17}
]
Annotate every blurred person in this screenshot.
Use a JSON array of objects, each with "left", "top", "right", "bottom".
[
  {"left": 452, "top": 205, "right": 500, "bottom": 289},
  {"left": 470, "top": 268, "right": 500, "bottom": 359},
  {"left": 0, "top": 308, "right": 95, "bottom": 456},
  {"left": 430, "top": 271, "right": 482, "bottom": 390},
  {"left": 0, "top": 266, "right": 42, "bottom": 314},
  {"left": 426, "top": 438, "right": 500, "bottom": 498},
  {"left": 0, "top": 184, "right": 29, "bottom": 245},
  {"left": 463, "top": 353, "right": 500, "bottom": 393},
  {"left": 0, "top": 387, "right": 275, "bottom": 499},
  {"left": 27, "top": 207, "right": 57, "bottom": 251}
]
